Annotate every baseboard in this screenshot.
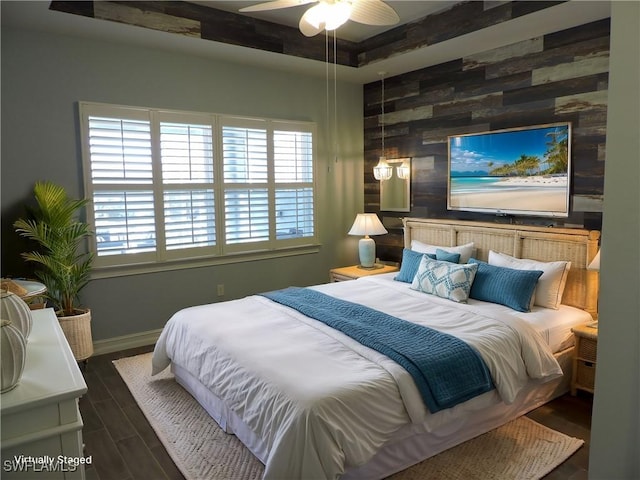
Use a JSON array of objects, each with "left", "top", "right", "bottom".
[{"left": 92, "top": 328, "right": 162, "bottom": 356}]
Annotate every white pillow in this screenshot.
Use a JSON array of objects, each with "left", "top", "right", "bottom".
[
  {"left": 411, "top": 240, "right": 475, "bottom": 264},
  {"left": 488, "top": 250, "right": 571, "bottom": 309}
]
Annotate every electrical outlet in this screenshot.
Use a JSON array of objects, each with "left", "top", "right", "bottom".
[{"left": 217, "top": 284, "right": 224, "bottom": 296}]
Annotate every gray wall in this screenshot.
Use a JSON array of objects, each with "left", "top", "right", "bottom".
[
  {"left": 1, "top": 27, "right": 364, "bottom": 341},
  {"left": 589, "top": 2, "right": 640, "bottom": 478}
]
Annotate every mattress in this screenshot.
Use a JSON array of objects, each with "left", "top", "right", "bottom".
[{"left": 152, "top": 272, "right": 581, "bottom": 479}]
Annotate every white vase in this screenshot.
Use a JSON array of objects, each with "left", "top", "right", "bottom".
[
  {"left": 0, "top": 290, "right": 33, "bottom": 341},
  {"left": 1, "top": 319, "right": 27, "bottom": 393}
]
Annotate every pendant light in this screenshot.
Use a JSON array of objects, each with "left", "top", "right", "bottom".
[
  {"left": 373, "top": 72, "right": 392, "bottom": 181},
  {"left": 396, "top": 160, "right": 410, "bottom": 180}
]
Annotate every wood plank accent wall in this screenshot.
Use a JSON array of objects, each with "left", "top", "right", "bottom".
[
  {"left": 364, "top": 19, "right": 610, "bottom": 263},
  {"left": 49, "top": 1, "right": 561, "bottom": 68},
  {"left": 356, "top": 1, "right": 562, "bottom": 66},
  {"left": 50, "top": 0, "right": 360, "bottom": 66}
]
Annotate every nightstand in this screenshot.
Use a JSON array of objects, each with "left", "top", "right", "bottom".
[
  {"left": 571, "top": 323, "right": 598, "bottom": 395},
  {"left": 330, "top": 264, "right": 399, "bottom": 282}
]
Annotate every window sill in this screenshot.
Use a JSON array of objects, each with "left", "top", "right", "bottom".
[{"left": 90, "top": 244, "right": 322, "bottom": 280}]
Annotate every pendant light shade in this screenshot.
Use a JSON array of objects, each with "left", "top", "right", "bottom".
[
  {"left": 374, "top": 157, "right": 393, "bottom": 181},
  {"left": 396, "top": 160, "right": 410, "bottom": 180}
]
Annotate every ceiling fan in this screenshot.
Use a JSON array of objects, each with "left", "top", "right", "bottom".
[{"left": 239, "top": 0, "right": 400, "bottom": 37}]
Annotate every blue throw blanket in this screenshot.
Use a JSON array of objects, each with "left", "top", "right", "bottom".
[{"left": 260, "top": 287, "right": 494, "bottom": 413}]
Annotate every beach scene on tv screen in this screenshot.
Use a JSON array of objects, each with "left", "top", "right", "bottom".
[{"left": 449, "top": 124, "right": 569, "bottom": 215}]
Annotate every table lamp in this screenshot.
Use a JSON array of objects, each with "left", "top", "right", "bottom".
[
  {"left": 348, "top": 213, "right": 388, "bottom": 269},
  {"left": 587, "top": 249, "right": 600, "bottom": 271},
  {"left": 587, "top": 248, "right": 600, "bottom": 327}
]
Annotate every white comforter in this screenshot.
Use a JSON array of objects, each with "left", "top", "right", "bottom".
[{"left": 152, "top": 275, "right": 561, "bottom": 480}]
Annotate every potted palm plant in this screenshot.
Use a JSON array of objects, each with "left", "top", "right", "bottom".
[{"left": 14, "top": 181, "right": 94, "bottom": 362}]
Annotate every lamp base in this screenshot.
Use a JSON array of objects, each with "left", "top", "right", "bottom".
[
  {"left": 357, "top": 264, "right": 384, "bottom": 270},
  {"left": 358, "top": 236, "right": 377, "bottom": 268}
]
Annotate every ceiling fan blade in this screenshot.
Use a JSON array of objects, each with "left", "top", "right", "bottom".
[
  {"left": 349, "top": 0, "right": 400, "bottom": 26},
  {"left": 299, "top": 8, "right": 325, "bottom": 37},
  {"left": 240, "top": 0, "right": 316, "bottom": 13}
]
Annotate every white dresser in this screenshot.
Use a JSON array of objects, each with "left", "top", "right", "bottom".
[{"left": 1, "top": 308, "right": 88, "bottom": 479}]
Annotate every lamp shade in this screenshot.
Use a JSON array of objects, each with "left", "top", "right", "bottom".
[
  {"left": 588, "top": 249, "right": 600, "bottom": 271},
  {"left": 348, "top": 213, "right": 388, "bottom": 237},
  {"left": 373, "top": 157, "right": 393, "bottom": 181},
  {"left": 396, "top": 161, "right": 410, "bottom": 180}
]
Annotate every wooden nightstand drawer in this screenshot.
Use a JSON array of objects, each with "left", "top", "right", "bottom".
[
  {"left": 575, "top": 360, "right": 596, "bottom": 391},
  {"left": 571, "top": 323, "right": 598, "bottom": 395},
  {"left": 331, "top": 273, "right": 355, "bottom": 282},
  {"left": 577, "top": 337, "right": 597, "bottom": 362}
]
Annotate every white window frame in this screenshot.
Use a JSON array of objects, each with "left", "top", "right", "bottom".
[{"left": 79, "top": 102, "right": 318, "bottom": 274}]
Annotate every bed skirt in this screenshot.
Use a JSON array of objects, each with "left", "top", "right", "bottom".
[{"left": 171, "top": 347, "right": 573, "bottom": 479}]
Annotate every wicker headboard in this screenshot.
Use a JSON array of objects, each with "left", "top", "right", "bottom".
[{"left": 403, "top": 218, "right": 600, "bottom": 317}]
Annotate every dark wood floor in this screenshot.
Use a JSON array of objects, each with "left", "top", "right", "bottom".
[{"left": 80, "top": 346, "right": 593, "bottom": 480}]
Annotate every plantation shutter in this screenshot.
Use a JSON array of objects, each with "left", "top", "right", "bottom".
[
  {"left": 222, "top": 123, "right": 270, "bottom": 246},
  {"left": 273, "top": 129, "right": 314, "bottom": 240},
  {"left": 86, "top": 112, "right": 157, "bottom": 258},
  {"left": 158, "top": 117, "right": 217, "bottom": 254},
  {"left": 81, "top": 102, "right": 317, "bottom": 269}
]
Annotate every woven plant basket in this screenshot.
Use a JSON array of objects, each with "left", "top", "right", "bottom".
[{"left": 58, "top": 309, "right": 93, "bottom": 362}]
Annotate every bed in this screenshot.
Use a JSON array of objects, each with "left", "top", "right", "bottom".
[{"left": 152, "top": 218, "right": 600, "bottom": 480}]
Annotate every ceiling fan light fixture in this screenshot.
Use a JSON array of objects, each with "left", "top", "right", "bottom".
[
  {"left": 304, "top": 2, "right": 326, "bottom": 28},
  {"left": 241, "top": 0, "right": 398, "bottom": 37},
  {"left": 325, "top": 1, "right": 352, "bottom": 30},
  {"left": 304, "top": 1, "right": 352, "bottom": 31}
]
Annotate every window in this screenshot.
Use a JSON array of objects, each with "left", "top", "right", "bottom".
[{"left": 80, "top": 103, "right": 316, "bottom": 269}]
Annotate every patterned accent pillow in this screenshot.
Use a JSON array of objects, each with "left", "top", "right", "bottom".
[{"left": 410, "top": 256, "right": 478, "bottom": 303}]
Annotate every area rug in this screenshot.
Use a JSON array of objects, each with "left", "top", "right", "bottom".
[{"left": 113, "top": 353, "right": 584, "bottom": 480}]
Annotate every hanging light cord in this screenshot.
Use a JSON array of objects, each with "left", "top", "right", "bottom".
[
  {"left": 326, "top": 30, "right": 339, "bottom": 164},
  {"left": 334, "top": 31, "right": 338, "bottom": 163},
  {"left": 380, "top": 72, "right": 385, "bottom": 156},
  {"left": 326, "top": 29, "right": 330, "bottom": 162}
]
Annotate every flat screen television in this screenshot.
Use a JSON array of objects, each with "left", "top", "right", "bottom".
[{"left": 448, "top": 122, "right": 571, "bottom": 217}]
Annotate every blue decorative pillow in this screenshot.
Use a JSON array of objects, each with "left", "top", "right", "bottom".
[
  {"left": 395, "top": 249, "right": 462, "bottom": 283},
  {"left": 394, "top": 249, "right": 424, "bottom": 283},
  {"left": 410, "top": 256, "right": 478, "bottom": 303},
  {"left": 435, "top": 248, "right": 461, "bottom": 264},
  {"left": 468, "top": 259, "right": 543, "bottom": 312}
]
